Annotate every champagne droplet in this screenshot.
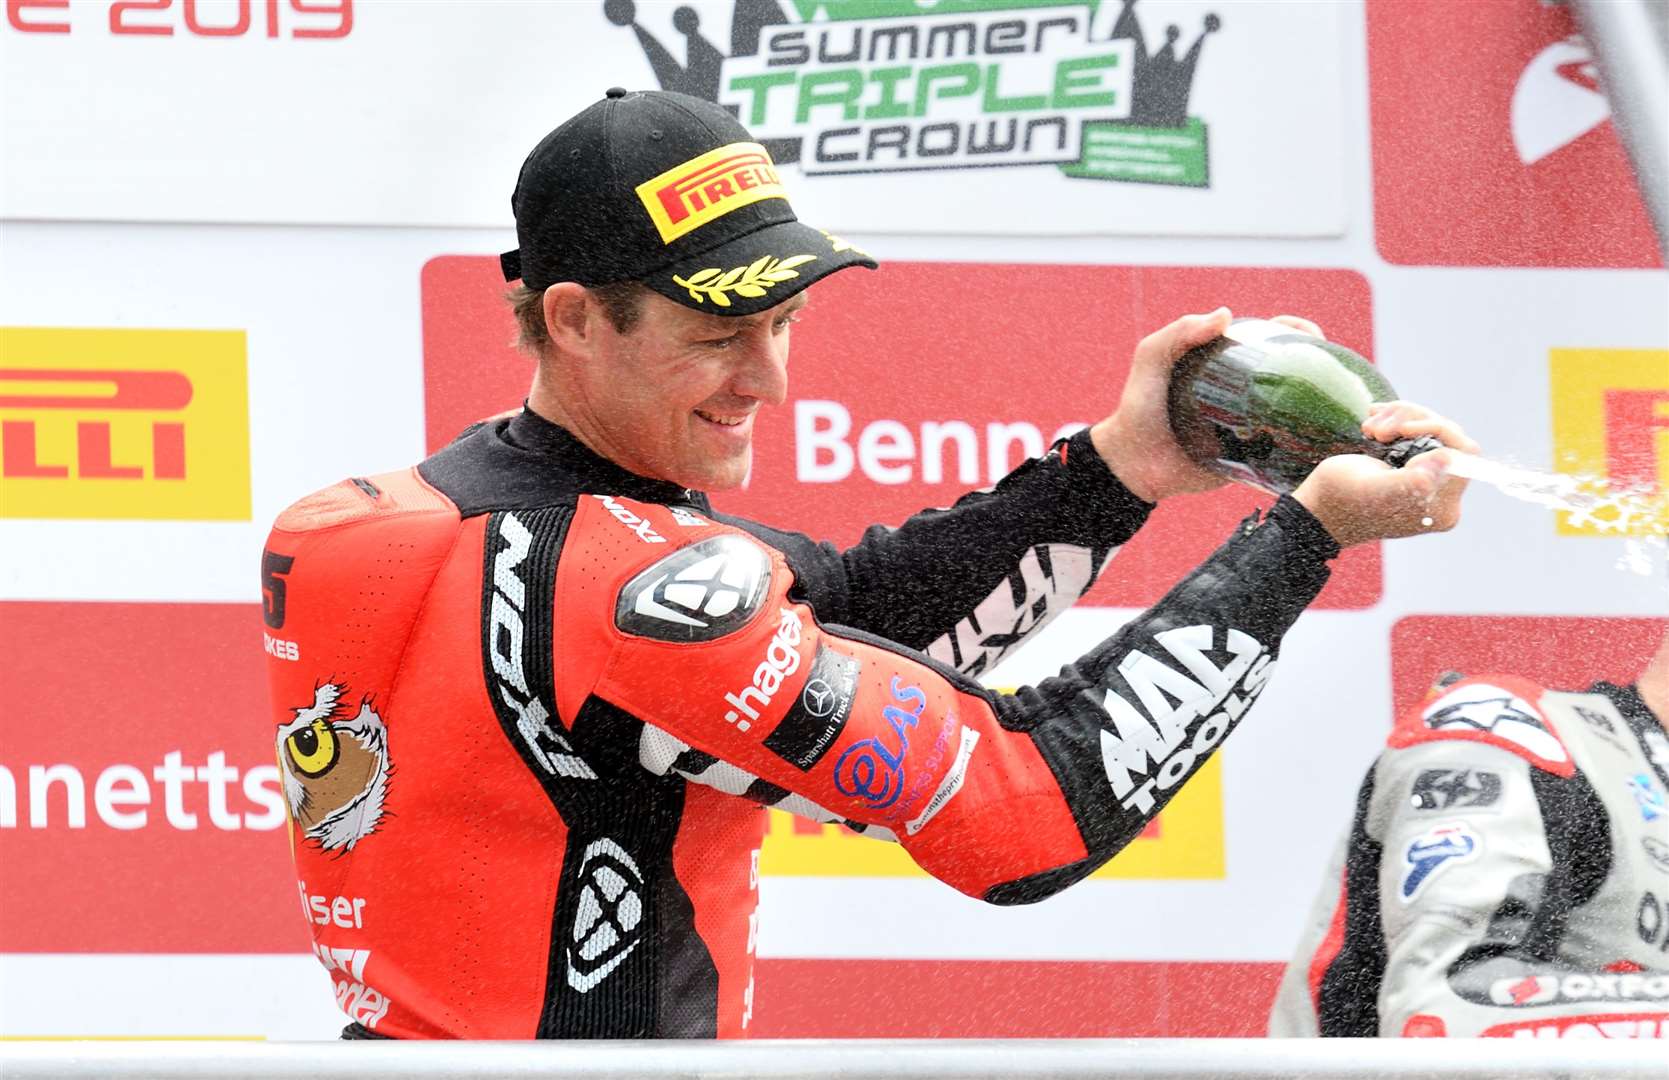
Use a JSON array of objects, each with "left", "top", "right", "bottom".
[{"left": 1421, "top": 516, "right": 1434, "bottom": 528}]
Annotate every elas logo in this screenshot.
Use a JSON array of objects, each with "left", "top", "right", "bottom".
[
  {"left": 0, "top": 328, "right": 251, "bottom": 520},
  {"left": 1549, "top": 348, "right": 1669, "bottom": 537},
  {"left": 832, "top": 676, "right": 926, "bottom": 812}
]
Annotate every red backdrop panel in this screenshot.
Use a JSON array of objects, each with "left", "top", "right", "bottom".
[
  {"left": 1368, "top": 0, "right": 1661, "bottom": 269},
  {"left": 423, "top": 257, "right": 1384, "bottom": 608},
  {"left": 751, "top": 959, "right": 1281, "bottom": 1038},
  {"left": 0, "top": 600, "right": 1292, "bottom": 1034},
  {"left": 0, "top": 601, "right": 308, "bottom": 953},
  {"left": 1390, "top": 615, "right": 1667, "bottom": 715}
]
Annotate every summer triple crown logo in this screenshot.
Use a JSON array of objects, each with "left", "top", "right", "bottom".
[
  {"left": 0, "top": 328, "right": 251, "bottom": 521},
  {"left": 1549, "top": 348, "right": 1669, "bottom": 537},
  {"left": 605, "top": 0, "right": 1220, "bottom": 186}
]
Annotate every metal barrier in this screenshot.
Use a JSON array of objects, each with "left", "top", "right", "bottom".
[
  {"left": 1570, "top": 0, "right": 1669, "bottom": 258},
  {"left": 1, "top": 1039, "right": 1664, "bottom": 1080}
]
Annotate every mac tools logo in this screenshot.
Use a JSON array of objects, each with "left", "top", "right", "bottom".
[{"left": 604, "top": 0, "right": 1220, "bottom": 187}]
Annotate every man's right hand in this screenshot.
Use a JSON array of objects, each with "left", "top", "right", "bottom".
[
  {"left": 1292, "top": 401, "right": 1479, "bottom": 547},
  {"left": 1090, "top": 308, "right": 1328, "bottom": 504}
]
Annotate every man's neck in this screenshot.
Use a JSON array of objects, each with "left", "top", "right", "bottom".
[
  {"left": 1639, "top": 640, "right": 1669, "bottom": 732},
  {"left": 526, "top": 372, "right": 583, "bottom": 444},
  {"left": 1642, "top": 634, "right": 1669, "bottom": 734},
  {"left": 526, "top": 370, "right": 622, "bottom": 474}
]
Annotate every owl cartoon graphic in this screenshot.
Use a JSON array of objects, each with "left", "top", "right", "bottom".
[{"left": 276, "top": 682, "right": 391, "bottom": 851}]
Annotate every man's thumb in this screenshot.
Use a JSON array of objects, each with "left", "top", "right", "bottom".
[
  {"left": 1171, "top": 307, "right": 1232, "bottom": 356},
  {"left": 1401, "top": 451, "right": 1449, "bottom": 499}
]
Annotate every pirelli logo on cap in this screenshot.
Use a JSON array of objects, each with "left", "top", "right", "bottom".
[
  {"left": 0, "top": 327, "right": 251, "bottom": 521},
  {"left": 636, "top": 142, "right": 787, "bottom": 245}
]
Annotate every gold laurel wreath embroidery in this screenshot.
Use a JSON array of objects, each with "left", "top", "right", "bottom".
[
  {"left": 820, "top": 230, "right": 871, "bottom": 260},
  {"left": 672, "top": 254, "right": 817, "bottom": 308}
]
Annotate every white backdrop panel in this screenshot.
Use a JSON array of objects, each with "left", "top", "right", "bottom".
[
  {"left": 0, "top": 0, "right": 1346, "bottom": 237},
  {"left": 0, "top": 954, "right": 345, "bottom": 1039},
  {"left": 2, "top": 0, "right": 1666, "bottom": 1042}
]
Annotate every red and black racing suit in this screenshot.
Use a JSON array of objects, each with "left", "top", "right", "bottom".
[{"left": 261, "top": 407, "right": 1339, "bottom": 1039}]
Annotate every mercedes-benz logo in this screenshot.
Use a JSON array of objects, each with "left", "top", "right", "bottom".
[{"left": 802, "top": 678, "right": 835, "bottom": 718}]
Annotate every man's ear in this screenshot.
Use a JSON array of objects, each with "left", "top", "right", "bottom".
[{"left": 542, "top": 283, "right": 599, "bottom": 354}]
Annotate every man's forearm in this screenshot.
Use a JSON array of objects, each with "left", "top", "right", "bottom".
[
  {"left": 982, "top": 495, "right": 1338, "bottom": 902},
  {"left": 725, "top": 429, "right": 1153, "bottom": 667},
  {"left": 843, "top": 430, "right": 1153, "bottom": 664}
]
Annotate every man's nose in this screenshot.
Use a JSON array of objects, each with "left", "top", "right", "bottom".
[{"left": 732, "top": 330, "right": 789, "bottom": 405}]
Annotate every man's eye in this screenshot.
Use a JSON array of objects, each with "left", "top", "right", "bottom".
[
  {"left": 774, "top": 313, "right": 802, "bottom": 332},
  {"left": 701, "top": 335, "right": 737, "bottom": 350}
]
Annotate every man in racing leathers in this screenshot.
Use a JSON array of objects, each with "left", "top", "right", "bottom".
[
  {"left": 1270, "top": 625, "right": 1669, "bottom": 1039},
  {"left": 262, "top": 88, "right": 1473, "bottom": 1039}
]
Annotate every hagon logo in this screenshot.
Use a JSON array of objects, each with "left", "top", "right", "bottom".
[
  {"left": 1548, "top": 348, "right": 1668, "bottom": 538},
  {"left": 604, "top": 0, "right": 1219, "bottom": 187},
  {"left": 636, "top": 141, "right": 789, "bottom": 243},
  {"left": 0, "top": 328, "right": 251, "bottom": 520},
  {"left": 724, "top": 607, "right": 804, "bottom": 732}
]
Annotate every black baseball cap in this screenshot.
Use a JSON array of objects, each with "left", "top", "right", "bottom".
[{"left": 501, "top": 88, "right": 876, "bottom": 316}]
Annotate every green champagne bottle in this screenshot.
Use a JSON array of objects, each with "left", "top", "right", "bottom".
[{"left": 1167, "top": 318, "right": 1441, "bottom": 494}]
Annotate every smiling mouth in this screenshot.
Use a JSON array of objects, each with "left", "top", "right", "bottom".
[{"left": 695, "top": 409, "right": 750, "bottom": 428}]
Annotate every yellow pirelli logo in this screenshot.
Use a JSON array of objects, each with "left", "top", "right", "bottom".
[
  {"left": 636, "top": 142, "right": 788, "bottom": 244},
  {"left": 760, "top": 755, "right": 1225, "bottom": 880},
  {"left": 1549, "top": 348, "right": 1669, "bottom": 537},
  {"left": 0, "top": 327, "right": 251, "bottom": 521}
]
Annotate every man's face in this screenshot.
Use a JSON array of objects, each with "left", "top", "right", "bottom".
[{"left": 578, "top": 289, "right": 807, "bottom": 491}]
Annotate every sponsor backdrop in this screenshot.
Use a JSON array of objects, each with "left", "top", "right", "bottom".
[
  {"left": 1, "top": 0, "right": 1665, "bottom": 1041},
  {"left": 1, "top": 0, "right": 1345, "bottom": 236}
]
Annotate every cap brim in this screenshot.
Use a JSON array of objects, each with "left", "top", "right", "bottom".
[{"left": 645, "top": 220, "right": 877, "bottom": 316}]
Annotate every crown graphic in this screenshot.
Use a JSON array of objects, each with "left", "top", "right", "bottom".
[
  {"left": 1105, "top": 0, "right": 1221, "bottom": 127},
  {"left": 603, "top": 0, "right": 788, "bottom": 100},
  {"left": 605, "top": 0, "right": 1217, "bottom": 131},
  {"left": 604, "top": 0, "right": 799, "bottom": 161}
]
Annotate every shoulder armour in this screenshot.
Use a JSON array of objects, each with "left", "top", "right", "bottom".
[
  {"left": 274, "top": 467, "right": 456, "bottom": 533},
  {"left": 1387, "top": 673, "right": 1574, "bottom": 777},
  {"left": 615, "top": 534, "right": 773, "bottom": 643}
]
